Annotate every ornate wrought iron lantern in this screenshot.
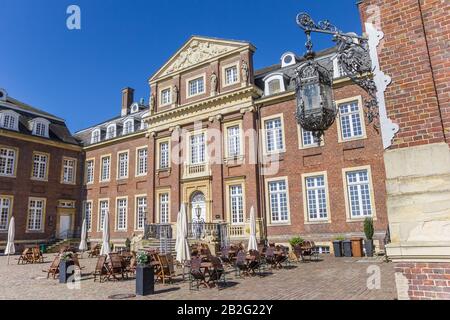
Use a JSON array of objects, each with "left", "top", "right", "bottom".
[{"left": 294, "top": 12, "right": 379, "bottom": 140}]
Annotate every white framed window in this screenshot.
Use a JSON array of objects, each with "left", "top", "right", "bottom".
[
  {"left": 264, "top": 117, "right": 284, "bottom": 153},
  {"left": 85, "top": 159, "right": 94, "bottom": 184},
  {"left": 0, "top": 196, "right": 12, "bottom": 231},
  {"left": 62, "top": 158, "right": 76, "bottom": 184},
  {"left": 136, "top": 147, "right": 148, "bottom": 176},
  {"left": 339, "top": 100, "right": 364, "bottom": 140},
  {"left": 32, "top": 119, "right": 50, "bottom": 138},
  {"left": 159, "top": 193, "right": 169, "bottom": 224},
  {"left": 136, "top": 196, "right": 147, "bottom": 230},
  {"left": 32, "top": 152, "right": 48, "bottom": 180},
  {"left": 345, "top": 169, "right": 373, "bottom": 218},
  {"left": 98, "top": 200, "right": 109, "bottom": 231},
  {"left": 27, "top": 198, "right": 45, "bottom": 231},
  {"left": 225, "top": 66, "right": 238, "bottom": 85},
  {"left": 227, "top": 126, "right": 241, "bottom": 158},
  {"left": 84, "top": 201, "right": 92, "bottom": 231},
  {"left": 123, "top": 120, "right": 134, "bottom": 135},
  {"left": 100, "top": 155, "right": 111, "bottom": 182},
  {"left": 263, "top": 73, "right": 286, "bottom": 96},
  {"left": 305, "top": 175, "right": 328, "bottom": 221},
  {"left": 190, "top": 133, "right": 206, "bottom": 164},
  {"left": 230, "top": 185, "right": 244, "bottom": 225},
  {"left": 267, "top": 179, "right": 289, "bottom": 224},
  {"left": 91, "top": 129, "right": 101, "bottom": 144},
  {"left": 117, "top": 151, "right": 129, "bottom": 179},
  {"left": 0, "top": 147, "right": 16, "bottom": 177},
  {"left": 116, "top": 198, "right": 127, "bottom": 231},
  {"left": 106, "top": 124, "right": 116, "bottom": 139},
  {"left": 301, "top": 128, "right": 320, "bottom": 148},
  {"left": 0, "top": 111, "right": 19, "bottom": 131},
  {"left": 188, "top": 77, "right": 205, "bottom": 97},
  {"left": 160, "top": 88, "right": 171, "bottom": 106},
  {"left": 159, "top": 141, "right": 170, "bottom": 169}
]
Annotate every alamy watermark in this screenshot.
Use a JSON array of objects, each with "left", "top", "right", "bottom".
[{"left": 66, "top": 5, "right": 81, "bottom": 30}]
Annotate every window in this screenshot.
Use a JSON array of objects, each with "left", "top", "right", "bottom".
[
  {"left": 117, "top": 198, "right": 127, "bottom": 231},
  {"left": 62, "top": 158, "right": 76, "bottom": 184},
  {"left": 188, "top": 77, "right": 205, "bottom": 97},
  {"left": 32, "top": 153, "right": 48, "bottom": 180},
  {"left": 0, "top": 111, "right": 19, "bottom": 131},
  {"left": 159, "top": 141, "right": 170, "bottom": 169},
  {"left": 27, "top": 198, "right": 45, "bottom": 231},
  {"left": 268, "top": 79, "right": 281, "bottom": 95},
  {"left": 123, "top": 120, "right": 134, "bottom": 135},
  {"left": 301, "top": 129, "right": 320, "bottom": 148},
  {"left": 136, "top": 148, "right": 148, "bottom": 176},
  {"left": 161, "top": 88, "right": 171, "bottom": 105},
  {"left": 0, "top": 197, "right": 12, "bottom": 231},
  {"left": 339, "top": 101, "right": 364, "bottom": 140},
  {"left": 0, "top": 147, "right": 16, "bottom": 177},
  {"left": 159, "top": 193, "right": 169, "bottom": 224},
  {"left": 100, "top": 156, "right": 110, "bottom": 181},
  {"left": 305, "top": 175, "right": 328, "bottom": 221},
  {"left": 190, "top": 133, "right": 206, "bottom": 164},
  {"left": 91, "top": 130, "right": 101, "bottom": 144},
  {"left": 117, "top": 152, "right": 128, "bottom": 179},
  {"left": 136, "top": 196, "right": 147, "bottom": 230},
  {"left": 84, "top": 201, "right": 92, "bottom": 231},
  {"left": 225, "top": 66, "right": 238, "bottom": 85},
  {"left": 106, "top": 125, "right": 116, "bottom": 139},
  {"left": 346, "top": 170, "right": 373, "bottom": 218},
  {"left": 99, "top": 200, "right": 109, "bottom": 231},
  {"left": 268, "top": 180, "right": 289, "bottom": 223},
  {"left": 86, "top": 160, "right": 94, "bottom": 184},
  {"left": 264, "top": 117, "right": 284, "bottom": 153},
  {"left": 32, "top": 119, "right": 49, "bottom": 137},
  {"left": 263, "top": 73, "right": 286, "bottom": 96},
  {"left": 230, "top": 185, "right": 244, "bottom": 225},
  {"left": 227, "top": 126, "right": 241, "bottom": 158}
]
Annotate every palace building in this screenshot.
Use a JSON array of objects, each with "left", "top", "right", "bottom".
[{"left": 72, "top": 36, "right": 389, "bottom": 252}]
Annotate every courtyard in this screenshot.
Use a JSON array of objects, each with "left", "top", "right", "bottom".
[{"left": 0, "top": 254, "right": 396, "bottom": 300}]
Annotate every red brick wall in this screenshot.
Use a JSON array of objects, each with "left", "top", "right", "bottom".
[{"left": 396, "top": 262, "right": 450, "bottom": 300}]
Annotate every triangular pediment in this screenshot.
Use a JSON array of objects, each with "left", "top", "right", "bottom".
[{"left": 150, "top": 36, "right": 253, "bottom": 82}]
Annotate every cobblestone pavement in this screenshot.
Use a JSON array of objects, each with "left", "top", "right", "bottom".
[{"left": 0, "top": 254, "right": 396, "bottom": 300}]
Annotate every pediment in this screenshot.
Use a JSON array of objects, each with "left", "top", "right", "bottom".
[{"left": 150, "top": 36, "right": 252, "bottom": 82}]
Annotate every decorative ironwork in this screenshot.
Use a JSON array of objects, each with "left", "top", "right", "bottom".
[
  {"left": 296, "top": 12, "right": 380, "bottom": 130},
  {"left": 144, "top": 223, "right": 172, "bottom": 240}
]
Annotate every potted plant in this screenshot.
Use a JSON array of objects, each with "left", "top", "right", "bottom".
[
  {"left": 332, "top": 235, "right": 345, "bottom": 257},
  {"left": 289, "top": 236, "right": 305, "bottom": 248},
  {"left": 364, "top": 217, "right": 375, "bottom": 257},
  {"left": 59, "top": 251, "right": 75, "bottom": 284},
  {"left": 135, "top": 251, "right": 154, "bottom": 296}
]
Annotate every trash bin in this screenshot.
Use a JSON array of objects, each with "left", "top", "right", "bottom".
[
  {"left": 342, "top": 240, "right": 352, "bottom": 257},
  {"left": 136, "top": 265, "right": 154, "bottom": 296},
  {"left": 351, "top": 237, "right": 364, "bottom": 257},
  {"left": 332, "top": 240, "right": 343, "bottom": 257},
  {"left": 40, "top": 244, "right": 46, "bottom": 253}
]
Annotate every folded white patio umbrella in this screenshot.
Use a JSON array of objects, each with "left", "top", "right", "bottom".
[
  {"left": 175, "top": 209, "right": 182, "bottom": 255},
  {"left": 5, "top": 217, "right": 15, "bottom": 265},
  {"left": 100, "top": 211, "right": 111, "bottom": 255},
  {"left": 247, "top": 206, "right": 258, "bottom": 252},
  {"left": 78, "top": 218, "right": 88, "bottom": 252},
  {"left": 176, "top": 204, "right": 190, "bottom": 264}
]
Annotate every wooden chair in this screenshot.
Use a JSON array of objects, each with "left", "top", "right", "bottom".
[
  {"left": 17, "top": 248, "right": 33, "bottom": 264},
  {"left": 189, "top": 256, "right": 208, "bottom": 290},
  {"left": 156, "top": 253, "right": 176, "bottom": 285},
  {"left": 88, "top": 244, "right": 101, "bottom": 258},
  {"left": 293, "top": 245, "right": 304, "bottom": 263},
  {"left": 208, "top": 256, "right": 226, "bottom": 289},
  {"left": 248, "top": 250, "right": 262, "bottom": 276},
  {"left": 106, "top": 253, "right": 125, "bottom": 281},
  {"left": 219, "top": 246, "right": 232, "bottom": 268},
  {"left": 72, "top": 253, "right": 85, "bottom": 271},
  {"left": 264, "top": 246, "right": 277, "bottom": 269},
  {"left": 302, "top": 241, "right": 319, "bottom": 261},
  {"left": 235, "top": 250, "right": 250, "bottom": 277},
  {"left": 43, "top": 256, "right": 60, "bottom": 279},
  {"left": 125, "top": 255, "right": 137, "bottom": 277},
  {"left": 93, "top": 255, "right": 108, "bottom": 283},
  {"left": 32, "top": 247, "right": 44, "bottom": 263}
]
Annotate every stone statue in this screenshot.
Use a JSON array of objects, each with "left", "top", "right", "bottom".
[
  {"left": 172, "top": 85, "right": 179, "bottom": 105},
  {"left": 210, "top": 72, "right": 218, "bottom": 96},
  {"left": 149, "top": 94, "right": 155, "bottom": 112},
  {"left": 241, "top": 60, "right": 249, "bottom": 85}
]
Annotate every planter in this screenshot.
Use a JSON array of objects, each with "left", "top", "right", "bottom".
[
  {"left": 351, "top": 237, "right": 364, "bottom": 257},
  {"left": 332, "top": 241, "right": 343, "bottom": 257},
  {"left": 365, "top": 240, "right": 374, "bottom": 257},
  {"left": 342, "top": 240, "right": 352, "bottom": 257},
  {"left": 136, "top": 265, "right": 154, "bottom": 296},
  {"left": 59, "top": 260, "right": 75, "bottom": 284}
]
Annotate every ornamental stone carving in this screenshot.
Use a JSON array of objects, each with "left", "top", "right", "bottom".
[
  {"left": 149, "top": 94, "right": 155, "bottom": 113},
  {"left": 172, "top": 85, "right": 179, "bottom": 106},
  {"left": 241, "top": 60, "right": 249, "bottom": 86},
  {"left": 210, "top": 72, "right": 218, "bottom": 96}
]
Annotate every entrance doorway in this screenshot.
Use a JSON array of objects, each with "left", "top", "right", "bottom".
[{"left": 190, "top": 191, "right": 206, "bottom": 222}]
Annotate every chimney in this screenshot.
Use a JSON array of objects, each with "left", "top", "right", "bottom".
[{"left": 121, "top": 87, "right": 134, "bottom": 116}]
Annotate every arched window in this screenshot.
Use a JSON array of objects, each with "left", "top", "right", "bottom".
[
  {"left": 106, "top": 124, "right": 116, "bottom": 139},
  {"left": 91, "top": 129, "right": 101, "bottom": 144},
  {"left": 0, "top": 110, "right": 19, "bottom": 131},
  {"left": 263, "top": 73, "right": 286, "bottom": 96},
  {"left": 123, "top": 119, "right": 134, "bottom": 135},
  {"left": 31, "top": 118, "right": 50, "bottom": 138}
]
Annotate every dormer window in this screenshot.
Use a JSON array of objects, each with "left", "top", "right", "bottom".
[
  {"left": 281, "top": 52, "right": 297, "bottom": 68},
  {"left": 130, "top": 103, "right": 140, "bottom": 114},
  {"left": 123, "top": 119, "right": 134, "bottom": 135},
  {"left": 0, "top": 110, "right": 19, "bottom": 131},
  {"left": 31, "top": 118, "right": 50, "bottom": 138},
  {"left": 106, "top": 124, "right": 116, "bottom": 139},
  {"left": 91, "top": 129, "right": 101, "bottom": 144},
  {"left": 0, "top": 88, "right": 6, "bottom": 101},
  {"left": 263, "top": 73, "right": 286, "bottom": 96},
  {"left": 333, "top": 57, "right": 348, "bottom": 79}
]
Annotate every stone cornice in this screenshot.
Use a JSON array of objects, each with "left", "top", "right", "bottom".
[{"left": 83, "top": 131, "right": 147, "bottom": 151}]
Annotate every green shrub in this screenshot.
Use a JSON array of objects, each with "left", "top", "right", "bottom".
[
  {"left": 364, "top": 217, "right": 374, "bottom": 240},
  {"left": 136, "top": 251, "right": 149, "bottom": 265},
  {"left": 335, "top": 235, "right": 346, "bottom": 241},
  {"left": 289, "top": 236, "right": 305, "bottom": 247}
]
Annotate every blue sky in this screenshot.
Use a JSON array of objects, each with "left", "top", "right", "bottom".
[{"left": 0, "top": 0, "right": 363, "bottom": 133}]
